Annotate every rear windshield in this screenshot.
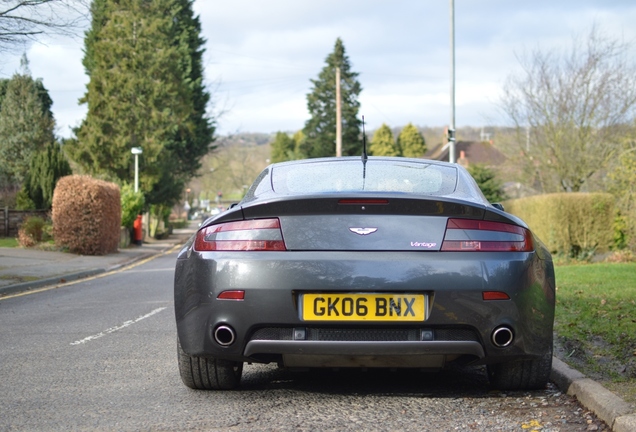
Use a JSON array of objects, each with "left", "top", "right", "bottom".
[{"left": 270, "top": 160, "right": 457, "bottom": 196}]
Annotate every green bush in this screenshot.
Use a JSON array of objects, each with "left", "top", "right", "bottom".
[
  {"left": 467, "top": 164, "right": 507, "bottom": 203},
  {"left": 504, "top": 193, "right": 614, "bottom": 258},
  {"left": 17, "top": 216, "right": 46, "bottom": 247},
  {"left": 612, "top": 211, "right": 629, "bottom": 250},
  {"left": 149, "top": 204, "right": 171, "bottom": 238},
  {"left": 15, "top": 189, "right": 36, "bottom": 210},
  {"left": 120, "top": 183, "right": 145, "bottom": 228}
]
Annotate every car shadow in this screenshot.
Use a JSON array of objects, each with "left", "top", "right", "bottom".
[{"left": 237, "top": 363, "right": 498, "bottom": 398}]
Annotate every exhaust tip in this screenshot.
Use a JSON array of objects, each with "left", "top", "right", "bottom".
[
  {"left": 214, "top": 325, "right": 236, "bottom": 346},
  {"left": 491, "top": 326, "right": 514, "bottom": 347}
]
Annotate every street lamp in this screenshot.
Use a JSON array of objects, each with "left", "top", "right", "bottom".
[{"left": 131, "top": 147, "right": 143, "bottom": 192}]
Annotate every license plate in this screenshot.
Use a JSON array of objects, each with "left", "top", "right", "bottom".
[{"left": 300, "top": 293, "right": 427, "bottom": 322}]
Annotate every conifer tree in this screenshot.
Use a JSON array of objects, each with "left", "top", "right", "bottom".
[
  {"left": 369, "top": 124, "right": 398, "bottom": 156},
  {"left": 397, "top": 123, "right": 426, "bottom": 157},
  {"left": 270, "top": 130, "right": 307, "bottom": 162},
  {"left": 302, "top": 38, "right": 362, "bottom": 158},
  {"left": 291, "top": 130, "right": 307, "bottom": 160},
  {"left": 0, "top": 56, "right": 55, "bottom": 186},
  {"left": 20, "top": 141, "right": 72, "bottom": 209},
  {"left": 467, "top": 164, "right": 507, "bottom": 203},
  {"left": 168, "top": 0, "right": 215, "bottom": 179},
  {"left": 81, "top": 0, "right": 108, "bottom": 76},
  {"left": 270, "top": 132, "right": 295, "bottom": 163},
  {"left": 69, "top": 0, "right": 214, "bottom": 207}
]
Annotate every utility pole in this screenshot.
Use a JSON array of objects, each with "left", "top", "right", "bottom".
[
  {"left": 449, "top": 0, "right": 456, "bottom": 163},
  {"left": 336, "top": 66, "right": 342, "bottom": 157}
]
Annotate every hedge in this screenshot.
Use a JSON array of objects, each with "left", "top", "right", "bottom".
[
  {"left": 503, "top": 193, "right": 614, "bottom": 256},
  {"left": 52, "top": 175, "right": 121, "bottom": 255}
]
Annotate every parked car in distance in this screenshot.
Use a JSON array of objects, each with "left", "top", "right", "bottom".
[{"left": 174, "top": 156, "right": 555, "bottom": 390}]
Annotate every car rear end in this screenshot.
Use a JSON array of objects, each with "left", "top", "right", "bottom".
[{"left": 174, "top": 158, "right": 555, "bottom": 389}]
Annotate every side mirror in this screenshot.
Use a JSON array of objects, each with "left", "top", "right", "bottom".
[{"left": 492, "top": 203, "right": 505, "bottom": 212}]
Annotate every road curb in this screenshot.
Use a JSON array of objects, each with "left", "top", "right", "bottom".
[
  {"left": 0, "top": 269, "right": 106, "bottom": 297},
  {"left": 551, "top": 357, "right": 636, "bottom": 431}
]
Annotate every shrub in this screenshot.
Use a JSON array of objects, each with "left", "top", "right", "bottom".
[
  {"left": 467, "top": 164, "right": 507, "bottom": 203},
  {"left": 612, "top": 211, "right": 629, "bottom": 250},
  {"left": 17, "top": 216, "right": 46, "bottom": 247},
  {"left": 504, "top": 192, "right": 614, "bottom": 258},
  {"left": 604, "top": 250, "right": 636, "bottom": 263},
  {"left": 52, "top": 175, "right": 121, "bottom": 255},
  {"left": 21, "top": 141, "right": 72, "bottom": 210},
  {"left": 15, "top": 189, "right": 36, "bottom": 210},
  {"left": 120, "top": 183, "right": 145, "bottom": 228}
]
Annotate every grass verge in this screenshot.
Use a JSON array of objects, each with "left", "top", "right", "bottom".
[
  {"left": 554, "top": 262, "right": 636, "bottom": 404},
  {"left": 0, "top": 238, "right": 18, "bottom": 247}
]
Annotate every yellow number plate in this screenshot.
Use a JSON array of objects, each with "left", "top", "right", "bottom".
[{"left": 301, "top": 293, "right": 426, "bottom": 322}]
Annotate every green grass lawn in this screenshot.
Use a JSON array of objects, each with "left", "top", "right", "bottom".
[
  {"left": 0, "top": 238, "right": 18, "bottom": 247},
  {"left": 554, "top": 262, "right": 636, "bottom": 402}
]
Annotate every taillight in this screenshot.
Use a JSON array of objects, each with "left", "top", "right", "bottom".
[
  {"left": 338, "top": 199, "right": 389, "bottom": 205},
  {"left": 194, "top": 218, "right": 286, "bottom": 251},
  {"left": 441, "top": 218, "right": 534, "bottom": 252}
]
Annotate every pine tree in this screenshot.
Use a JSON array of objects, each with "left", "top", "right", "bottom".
[
  {"left": 81, "top": 0, "right": 109, "bottom": 76},
  {"left": 270, "top": 132, "right": 295, "bottom": 163},
  {"left": 21, "top": 141, "right": 72, "bottom": 209},
  {"left": 270, "top": 130, "right": 307, "bottom": 162},
  {"left": 0, "top": 56, "right": 55, "bottom": 186},
  {"left": 165, "top": 0, "right": 215, "bottom": 182},
  {"left": 369, "top": 124, "right": 398, "bottom": 156},
  {"left": 291, "top": 130, "right": 307, "bottom": 160},
  {"left": 69, "top": 0, "right": 214, "bottom": 207},
  {"left": 467, "top": 164, "right": 507, "bottom": 203},
  {"left": 301, "top": 38, "right": 362, "bottom": 158},
  {"left": 397, "top": 123, "right": 426, "bottom": 157}
]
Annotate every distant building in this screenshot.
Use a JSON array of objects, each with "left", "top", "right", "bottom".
[
  {"left": 424, "top": 140, "right": 506, "bottom": 168},
  {"left": 424, "top": 140, "right": 539, "bottom": 199}
]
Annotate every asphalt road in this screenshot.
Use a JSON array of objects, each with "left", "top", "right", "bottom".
[{"left": 0, "top": 251, "right": 608, "bottom": 431}]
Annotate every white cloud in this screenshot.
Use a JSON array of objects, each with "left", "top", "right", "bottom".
[{"left": 2, "top": 1, "right": 636, "bottom": 138}]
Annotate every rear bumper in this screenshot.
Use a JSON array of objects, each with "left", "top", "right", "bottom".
[{"left": 174, "top": 250, "right": 555, "bottom": 366}]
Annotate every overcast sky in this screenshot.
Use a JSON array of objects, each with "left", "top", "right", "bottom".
[{"left": 2, "top": 0, "right": 636, "bottom": 138}]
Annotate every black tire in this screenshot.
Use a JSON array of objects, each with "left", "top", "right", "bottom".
[
  {"left": 177, "top": 338, "right": 243, "bottom": 390},
  {"left": 487, "top": 347, "right": 553, "bottom": 391}
]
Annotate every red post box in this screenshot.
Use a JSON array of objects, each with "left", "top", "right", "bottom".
[{"left": 133, "top": 214, "right": 143, "bottom": 245}]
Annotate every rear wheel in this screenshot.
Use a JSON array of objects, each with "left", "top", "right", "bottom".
[
  {"left": 177, "top": 338, "right": 243, "bottom": 390},
  {"left": 487, "top": 347, "right": 553, "bottom": 390}
]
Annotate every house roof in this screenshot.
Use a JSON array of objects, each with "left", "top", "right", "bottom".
[{"left": 425, "top": 141, "right": 506, "bottom": 167}]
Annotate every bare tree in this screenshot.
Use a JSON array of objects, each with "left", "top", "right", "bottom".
[
  {"left": 0, "top": 0, "right": 88, "bottom": 53},
  {"left": 500, "top": 27, "right": 636, "bottom": 193}
]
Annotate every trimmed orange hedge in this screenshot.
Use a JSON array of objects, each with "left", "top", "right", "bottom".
[{"left": 52, "top": 175, "right": 121, "bottom": 255}]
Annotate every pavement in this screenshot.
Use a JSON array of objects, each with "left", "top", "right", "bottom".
[
  {"left": 0, "top": 221, "right": 197, "bottom": 297},
  {"left": 0, "top": 222, "right": 635, "bottom": 431}
]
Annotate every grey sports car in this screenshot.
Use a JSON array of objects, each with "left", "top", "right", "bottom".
[{"left": 174, "top": 156, "right": 555, "bottom": 391}]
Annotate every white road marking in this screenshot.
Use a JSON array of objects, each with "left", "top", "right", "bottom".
[{"left": 70, "top": 307, "right": 167, "bottom": 346}]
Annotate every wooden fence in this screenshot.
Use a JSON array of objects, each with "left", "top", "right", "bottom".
[{"left": 1, "top": 207, "right": 49, "bottom": 237}]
